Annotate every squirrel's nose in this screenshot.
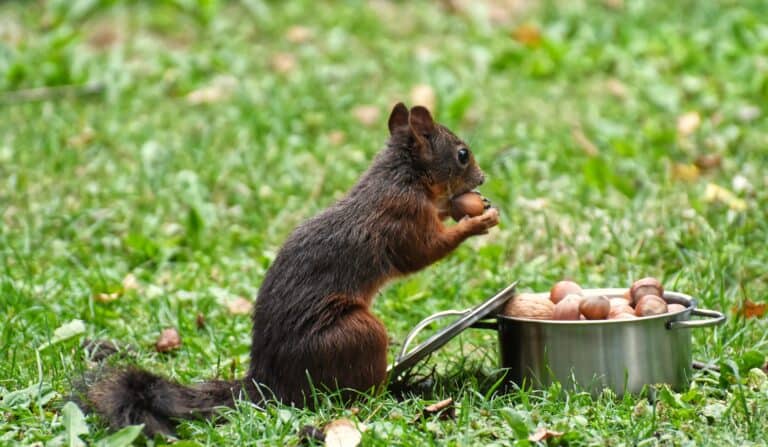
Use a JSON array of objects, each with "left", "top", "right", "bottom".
[{"left": 477, "top": 173, "right": 485, "bottom": 185}]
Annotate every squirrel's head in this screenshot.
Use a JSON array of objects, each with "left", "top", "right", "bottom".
[{"left": 387, "top": 102, "right": 485, "bottom": 202}]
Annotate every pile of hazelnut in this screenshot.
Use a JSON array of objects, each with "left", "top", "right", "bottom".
[{"left": 503, "top": 278, "right": 688, "bottom": 321}]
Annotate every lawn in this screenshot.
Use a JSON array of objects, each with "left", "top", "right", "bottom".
[{"left": 1, "top": 0, "right": 768, "bottom": 445}]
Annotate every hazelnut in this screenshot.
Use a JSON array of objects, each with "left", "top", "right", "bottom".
[
  {"left": 503, "top": 293, "right": 555, "bottom": 320},
  {"left": 450, "top": 192, "right": 488, "bottom": 221},
  {"left": 579, "top": 296, "right": 610, "bottom": 320},
  {"left": 635, "top": 295, "right": 668, "bottom": 317},
  {"left": 629, "top": 277, "right": 664, "bottom": 307},
  {"left": 549, "top": 280, "right": 583, "bottom": 304},
  {"left": 608, "top": 298, "right": 635, "bottom": 318},
  {"left": 667, "top": 303, "right": 687, "bottom": 314},
  {"left": 552, "top": 294, "right": 583, "bottom": 320}
]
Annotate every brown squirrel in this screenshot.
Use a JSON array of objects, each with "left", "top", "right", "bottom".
[{"left": 83, "top": 103, "right": 499, "bottom": 435}]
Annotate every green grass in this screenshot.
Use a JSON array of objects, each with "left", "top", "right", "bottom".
[{"left": 2, "top": 0, "right": 768, "bottom": 445}]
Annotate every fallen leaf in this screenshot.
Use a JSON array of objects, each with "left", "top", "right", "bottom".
[
  {"left": 352, "top": 105, "right": 380, "bottom": 127},
  {"left": 731, "top": 300, "right": 767, "bottom": 319},
  {"left": 87, "top": 24, "right": 120, "bottom": 49},
  {"left": 511, "top": 24, "right": 541, "bottom": 47},
  {"left": 528, "top": 426, "right": 564, "bottom": 442},
  {"left": 196, "top": 313, "right": 206, "bottom": 329},
  {"left": 298, "top": 424, "right": 325, "bottom": 445},
  {"left": 671, "top": 163, "right": 700, "bottom": 182},
  {"left": 286, "top": 25, "right": 312, "bottom": 44},
  {"left": 38, "top": 320, "right": 87, "bottom": 351},
  {"left": 605, "top": 78, "right": 627, "bottom": 99},
  {"left": 186, "top": 75, "right": 237, "bottom": 104},
  {"left": 732, "top": 175, "right": 753, "bottom": 193},
  {"left": 155, "top": 328, "right": 182, "bottom": 353},
  {"left": 67, "top": 127, "right": 95, "bottom": 149},
  {"left": 324, "top": 419, "right": 363, "bottom": 447},
  {"left": 327, "top": 130, "right": 346, "bottom": 146},
  {"left": 95, "top": 292, "right": 120, "bottom": 303},
  {"left": 271, "top": 53, "right": 297, "bottom": 74},
  {"left": 737, "top": 105, "right": 760, "bottom": 122},
  {"left": 704, "top": 183, "right": 747, "bottom": 211},
  {"left": 227, "top": 297, "right": 253, "bottom": 315},
  {"left": 677, "top": 112, "right": 701, "bottom": 136},
  {"left": 694, "top": 153, "right": 722, "bottom": 171},
  {"left": 410, "top": 84, "right": 436, "bottom": 111},
  {"left": 121, "top": 273, "right": 139, "bottom": 291},
  {"left": 571, "top": 126, "right": 599, "bottom": 156}
]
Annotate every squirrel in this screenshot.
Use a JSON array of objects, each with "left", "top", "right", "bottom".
[{"left": 82, "top": 103, "right": 500, "bottom": 436}]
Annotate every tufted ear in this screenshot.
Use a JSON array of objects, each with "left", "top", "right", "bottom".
[
  {"left": 388, "top": 102, "right": 409, "bottom": 135},
  {"left": 408, "top": 106, "right": 435, "bottom": 138}
]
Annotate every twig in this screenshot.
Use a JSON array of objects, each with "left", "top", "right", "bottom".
[{"left": 0, "top": 82, "right": 104, "bottom": 105}]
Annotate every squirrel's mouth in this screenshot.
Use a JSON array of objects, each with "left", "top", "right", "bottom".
[{"left": 450, "top": 188, "right": 476, "bottom": 200}]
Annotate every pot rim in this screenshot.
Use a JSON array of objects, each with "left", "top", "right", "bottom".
[{"left": 496, "top": 288, "right": 695, "bottom": 325}]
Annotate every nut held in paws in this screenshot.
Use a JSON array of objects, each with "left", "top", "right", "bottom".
[{"left": 451, "top": 192, "right": 487, "bottom": 221}]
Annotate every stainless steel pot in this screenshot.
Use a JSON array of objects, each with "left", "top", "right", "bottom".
[{"left": 392, "top": 287, "right": 725, "bottom": 396}]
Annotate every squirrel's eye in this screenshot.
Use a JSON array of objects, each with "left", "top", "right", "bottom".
[{"left": 457, "top": 148, "right": 470, "bottom": 165}]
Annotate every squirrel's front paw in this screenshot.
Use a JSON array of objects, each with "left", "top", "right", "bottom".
[{"left": 462, "top": 207, "right": 499, "bottom": 235}]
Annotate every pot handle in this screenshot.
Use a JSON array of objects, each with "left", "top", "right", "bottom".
[
  {"left": 666, "top": 308, "right": 726, "bottom": 330},
  {"left": 396, "top": 309, "right": 469, "bottom": 362}
]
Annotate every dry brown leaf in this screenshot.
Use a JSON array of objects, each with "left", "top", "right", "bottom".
[
  {"left": 602, "top": 0, "right": 624, "bottom": 9},
  {"left": 196, "top": 313, "right": 206, "bottom": 329},
  {"left": 94, "top": 292, "right": 120, "bottom": 303},
  {"left": 324, "top": 419, "right": 363, "bottom": 447},
  {"left": 732, "top": 300, "right": 767, "bottom": 319},
  {"left": 122, "top": 273, "right": 139, "bottom": 291},
  {"left": 186, "top": 76, "right": 237, "bottom": 104},
  {"left": 156, "top": 327, "right": 182, "bottom": 353},
  {"left": 87, "top": 25, "right": 120, "bottom": 49},
  {"left": 571, "top": 127, "right": 599, "bottom": 156},
  {"left": 286, "top": 25, "right": 312, "bottom": 44},
  {"left": 352, "top": 105, "right": 380, "bottom": 127},
  {"left": 328, "top": 130, "right": 346, "bottom": 146},
  {"left": 410, "top": 84, "right": 436, "bottom": 112},
  {"left": 67, "top": 127, "right": 95, "bottom": 149},
  {"left": 671, "top": 163, "right": 700, "bottom": 182},
  {"left": 512, "top": 24, "right": 541, "bottom": 47},
  {"left": 704, "top": 183, "right": 747, "bottom": 211},
  {"left": 528, "top": 426, "right": 565, "bottom": 442},
  {"left": 694, "top": 153, "right": 722, "bottom": 171},
  {"left": 227, "top": 297, "right": 253, "bottom": 315},
  {"left": 677, "top": 112, "right": 701, "bottom": 136},
  {"left": 270, "top": 53, "right": 297, "bottom": 74},
  {"left": 605, "top": 78, "right": 628, "bottom": 99}
]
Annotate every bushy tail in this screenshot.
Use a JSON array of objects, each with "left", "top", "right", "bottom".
[{"left": 82, "top": 367, "right": 244, "bottom": 436}]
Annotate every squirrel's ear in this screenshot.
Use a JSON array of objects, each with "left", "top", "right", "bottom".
[
  {"left": 408, "top": 106, "right": 435, "bottom": 137},
  {"left": 388, "top": 102, "right": 409, "bottom": 135}
]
